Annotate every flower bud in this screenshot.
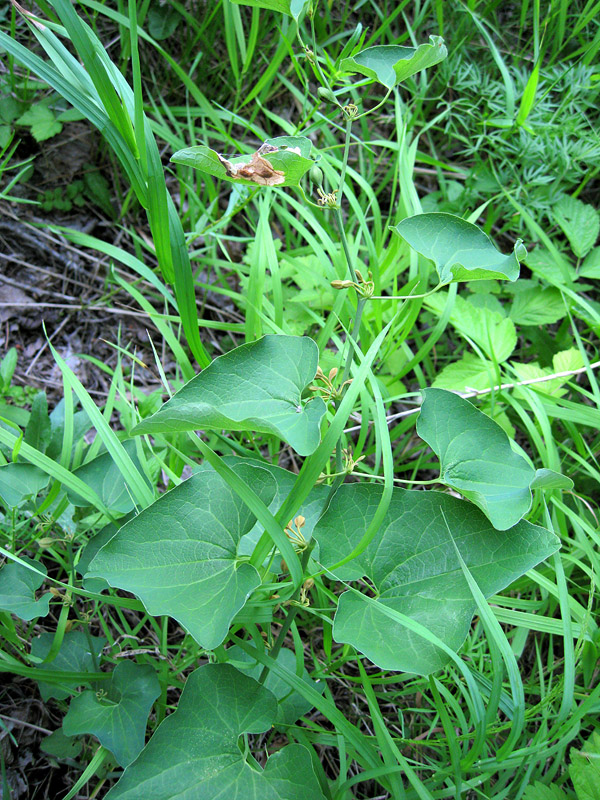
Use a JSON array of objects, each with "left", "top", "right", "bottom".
[
  {"left": 317, "top": 86, "right": 338, "bottom": 103},
  {"left": 309, "top": 165, "right": 324, "bottom": 186}
]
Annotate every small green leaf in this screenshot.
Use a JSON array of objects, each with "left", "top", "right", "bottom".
[
  {"left": 395, "top": 213, "right": 525, "bottom": 284},
  {"left": 579, "top": 247, "right": 600, "bottom": 279},
  {"left": 63, "top": 661, "right": 160, "bottom": 766},
  {"left": 66, "top": 440, "right": 150, "bottom": 513},
  {"left": 340, "top": 36, "right": 447, "bottom": 89},
  {"left": 146, "top": 0, "right": 181, "bottom": 39},
  {"left": 522, "top": 782, "right": 568, "bottom": 800},
  {"left": 508, "top": 286, "right": 566, "bottom": 325},
  {"left": 426, "top": 294, "right": 517, "bottom": 362},
  {"left": 570, "top": 730, "right": 600, "bottom": 800},
  {"left": 417, "top": 388, "right": 535, "bottom": 529},
  {"left": 40, "top": 728, "right": 83, "bottom": 759},
  {"left": 105, "top": 663, "right": 325, "bottom": 799},
  {"left": 530, "top": 469, "right": 573, "bottom": 491},
  {"left": 171, "top": 137, "right": 314, "bottom": 189},
  {"left": 31, "top": 630, "right": 106, "bottom": 701},
  {"left": 313, "top": 484, "right": 559, "bottom": 674},
  {"left": 88, "top": 463, "right": 276, "bottom": 649},
  {"left": 0, "top": 463, "right": 50, "bottom": 507},
  {"left": 133, "top": 335, "right": 326, "bottom": 457},
  {"left": 432, "top": 353, "right": 495, "bottom": 393},
  {"left": 0, "top": 557, "right": 50, "bottom": 620},
  {"left": 24, "top": 392, "right": 51, "bottom": 454},
  {"left": 16, "top": 105, "right": 62, "bottom": 142},
  {"left": 554, "top": 196, "right": 600, "bottom": 259},
  {"left": 512, "top": 348, "right": 584, "bottom": 398}
]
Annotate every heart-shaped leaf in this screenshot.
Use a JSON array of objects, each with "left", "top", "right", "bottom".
[
  {"left": 171, "top": 136, "right": 314, "bottom": 188},
  {"left": 63, "top": 661, "right": 160, "bottom": 766},
  {"left": 394, "top": 213, "right": 526, "bottom": 283},
  {"left": 0, "top": 557, "right": 50, "bottom": 620},
  {"left": 340, "top": 36, "right": 447, "bottom": 89},
  {"left": 132, "top": 335, "right": 326, "bottom": 457},
  {"left": 31, "top": 631, "right": 106, "bottom": 701},
  {"left": 226, "top": 645, "right": 319, "bottom": 725},
  {"left": 417, "top": 388, "right": 538, "bottom": 530},
  {"left": 313, "top": 483, "right": 559, "bottom": 674},
  {"left": 196, "top": 456, "right": 329, "bottom": 556},
  {"left": 40, "top": 728, "right": 83, "bottom": 759},
  {"left": 88, "top": 463, "right": 276, "bottom": 648},
  {"left": 105, "top": 663, "right": 326, "bottom": 799},
  {"left": 66, "top": 440, "right": 150, "bottom": 513},
  {"left": 0, "top": 463, "right": 50, "bottom": 507}
]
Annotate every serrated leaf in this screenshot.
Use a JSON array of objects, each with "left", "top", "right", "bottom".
[
  {"left": 0, "top": 462, "right": 50, "bottom": 507},
  {"left": 132, "top": 335, "right": 326, "bottom": 457},
  {"left": 313, "top": 483, "right": 558, "bottom": 674},
  {"left": 105, "top": 663, "right": 325, "bottom": 799},
  {"left": 31, "top": 630, "right": 106, "bottom": 701},
  {"left": 522, "top": 782, "right": 568, "bottom": 800},
  {"left": 16, "top": 105, "right": 62, "bottom": 142},
  {"left": 0, "top": 557, "right": 50, "bottom": 620},
  {"left": 417, "top": 388, "right": 535, "bottom": 529},
  {"left": 395, "top": 213, "right": 525, "bottom": 283},
  {"left": 340, "top": 36, "right": 447, "bottom": 89},
  {"left": 570, "top": 730, "right": 600, "bottom": 800},
  {"left": 508, "top": 286, "right": 566, "bottom": 325},
  {"left": 432, "top": 353, "right": 495, "bottom": 393},
  {"left": 426, "top": 294, "right": 517, "bottom": 362},
  {"left": 554, "top": 196, "right": 600, "bottom": 259},
  {"left": 66, "top": 439, "right": 150, "bottom": 513},
  {"left": 171, "top": 136, "right": 314, "bottom": 188},
  {"left": 512, "top": 347, "right": 584, "bottom": 398},
  {"left": 88, "top": 463, "right": 276, "bottom": 649},
  {"left": 579, "top": 247, "right": 600, "bottom": 279},
  {"left": 63, "top": 661, "right": 160, "bottom": 766}
]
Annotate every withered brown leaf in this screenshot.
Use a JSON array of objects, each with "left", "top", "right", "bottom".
[{"left": 217, "top": 145, "right": 285, "bottom": 186}]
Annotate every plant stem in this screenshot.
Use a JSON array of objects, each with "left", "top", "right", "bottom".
[{"left": 258, "top": 542, "right": 314, "bottom": 685}]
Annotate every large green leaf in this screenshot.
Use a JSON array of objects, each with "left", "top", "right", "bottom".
[
  {"left": 195, "top": 456, "right": 328, "bottom": 556},
  {"left": 31, "top": 630, "right": 106, "bottom": 701},
  {"left": 313, "top": 483, "right": 559, "bottom": 675},
  {"left": 0, "top": 557, "right": 50, "bottom": 620},
  {"left": 226, "top": 646, "right": 318, "bottom": 725},
  {"left": 417, "top": 388, "right": 537, "bottom": 529},
  {"left": 63, "top": 661, "right": 160, "bottom": 766},
  {"left": 0, "top": 463, "right": 50, "bottom": 507},
  {"left": 394, "top": 213, "right": 526, "bottom": 283},
  {"left": 88, "top": 463, "right": 276, "bottom": 648},
  {"left": 105, "top": 663, "right": 326, "bottom": 799},
  {"left": 66, "top": 440, "right": 150, "bottom": 513},
  {"left": 133, "top": 335, "right": 326, "bottom": 457},
  {"left": 340, "top": 37, "right": 447, "bottom": 89},
  {"left": 570, "top": 729, "right": 600, "bottom": 800},
  {"left": 171, "top": 136, "right": 314, "bottom": 189}
]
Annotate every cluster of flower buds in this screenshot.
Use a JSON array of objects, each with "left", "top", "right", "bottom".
[
  {"left": 331, "top": 268, "right": 374, "bottom": 298},
  {"left": 309, "top": 366, "right": 352, "bottom": 403}
]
